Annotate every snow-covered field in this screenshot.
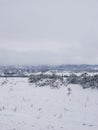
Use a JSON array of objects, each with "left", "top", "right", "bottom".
[{"left": 0, "top": 78, "right": 98, "bottom": 130}]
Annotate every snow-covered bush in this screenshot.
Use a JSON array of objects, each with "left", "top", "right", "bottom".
[
  {"left": 66, "top": 73, "right": 98, "bottom": 89},
  {"left": 28, "top": 73, "right": 65, "bottom": 87},
  {"left": 28, "top": 72, "right": 98, "bottom": 89},
  {"left": 66, "top": 74, "right": 79, "bottom": 84},
  {"left": 1, "top": 78, "right": 8, "bottom": 86}
]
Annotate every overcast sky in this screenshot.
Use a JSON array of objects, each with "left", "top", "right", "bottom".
[{"left": 0, "top": 0, "right": 98, "bottom": 65}]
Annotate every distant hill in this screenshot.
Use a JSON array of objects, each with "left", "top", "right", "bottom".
[{"left": 0, "top": 65, "right": 98, "bottom": 77}]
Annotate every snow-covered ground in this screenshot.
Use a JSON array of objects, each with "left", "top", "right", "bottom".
[{"left": 0, "top": 78, "right": 98, "bottom": 130}]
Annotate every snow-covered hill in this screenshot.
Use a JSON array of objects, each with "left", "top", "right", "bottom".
[
  {"left": 0, "top": 65, "right": 98, "bottom": 77},
  {"left": 0, "top": 78, "right": 98, "bottom": 130}
]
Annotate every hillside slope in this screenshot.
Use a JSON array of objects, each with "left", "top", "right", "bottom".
[{"left": 0, "top": 78, "right": 98, "bottom": 130}]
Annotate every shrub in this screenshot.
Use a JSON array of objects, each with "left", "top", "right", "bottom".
[{"left": 28, "top": 73, "right": 65, "bottom": 88}]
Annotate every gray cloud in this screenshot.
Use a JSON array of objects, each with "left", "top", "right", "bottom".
[{"left": 0, "top": 0, "right": 98, "bottom": 65}]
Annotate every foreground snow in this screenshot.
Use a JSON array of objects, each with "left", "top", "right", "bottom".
[{"left": 0, "top": 78, "right": 98, "bottom": 130}]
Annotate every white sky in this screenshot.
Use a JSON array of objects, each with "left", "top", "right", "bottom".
[{"left": 0, "top": 0, "right": 98, "bottom": 65}]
